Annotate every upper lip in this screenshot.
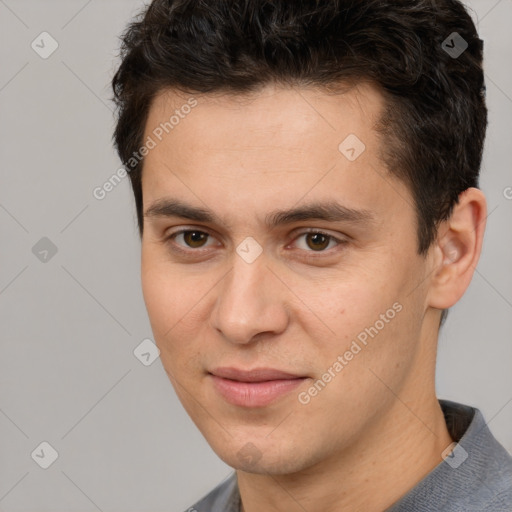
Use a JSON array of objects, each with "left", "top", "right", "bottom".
[{"left": 209, "top": 367, "right": 306, "bottom": 382}]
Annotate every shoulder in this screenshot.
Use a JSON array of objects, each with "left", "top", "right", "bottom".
[
  {"left": 388, "top": 400, "right": 512, "bottom": 512},
  {"left": 183, "top": 472, "right": 239, "bottom": 512},
  {"left": 476, "top": 448, "right": 512, "bottom": 512},
  {"left": 440, "top": 400, "right": 512, "bottom": 511},
  {"left": 480, "top": 486, "right": 512, "bottom": 512}
]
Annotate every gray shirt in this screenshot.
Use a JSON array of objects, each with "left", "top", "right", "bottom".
[{"left": 185, "top": 400, "right": 512, "bottom": 511}]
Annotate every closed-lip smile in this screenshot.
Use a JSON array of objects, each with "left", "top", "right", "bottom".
[{"left": 208, "top": 366, "right": 308, "bottom": 407}]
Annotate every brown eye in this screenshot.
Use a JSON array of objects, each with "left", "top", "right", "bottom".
[
  {"left": 294, "top": 230, "right": 342, "bottom": 253},
  {"left": 168, "top": 230, "right": 212, "bottom": 250},
  {"left": 305, "top": 232, "right": 331, "bottom": 251},
  {"left": 181, "top": 230, "right": 209, "bottom": 248}
]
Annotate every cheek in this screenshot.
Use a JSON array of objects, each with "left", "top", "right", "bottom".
[
  {"left": 290, "top": 268, "right": 415, "bottom": 384},
  {"left": 292, "top": 273, "right": 398, "bottom": 345},
  {"left": 142, "top": 245, "right": 189, "bottom": 324},
  {"left": 141, "top": 266, "right": 178, "bottom": 338},
  {"left": 141, "top": 253, "right": 185, "bottom": 346},
  {"left": 141, "top": 251, "right": 214, "bottom": 370}
]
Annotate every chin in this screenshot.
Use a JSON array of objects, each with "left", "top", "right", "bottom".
[{"left": 211, "top": 437, "right": 315, "bottom": 476}]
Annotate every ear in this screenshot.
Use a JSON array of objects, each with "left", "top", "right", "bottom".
[{"left": 427, "top": 187, "right": 487, "bottom": 310}]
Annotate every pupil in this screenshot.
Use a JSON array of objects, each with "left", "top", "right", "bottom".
[
  {"left": 309, "top": 233, "right": 328, "bottom": 251},
  {"left": 187, "top": 231, "right": 205, "bottom": 247}
]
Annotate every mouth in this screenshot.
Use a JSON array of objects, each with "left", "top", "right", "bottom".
[{"left": 208, "top": 367, "right": 309, "bottom": 408}]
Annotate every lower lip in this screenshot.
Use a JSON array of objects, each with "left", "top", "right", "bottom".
[{"left": 210, "top": 375, "right": 307, "bottom": 407}]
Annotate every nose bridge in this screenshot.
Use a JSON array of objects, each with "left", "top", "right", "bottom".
[{"left": 212, "top": 251, "right": 287, "bottom": 344}]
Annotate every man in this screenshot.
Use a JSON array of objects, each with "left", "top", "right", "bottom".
[{"left": 111, "top": 0, "right": 512, "bottom": 510}]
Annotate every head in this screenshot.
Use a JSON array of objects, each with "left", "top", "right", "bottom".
[{"left": 112, "top": 0, "right": 487, "bottom": 474}]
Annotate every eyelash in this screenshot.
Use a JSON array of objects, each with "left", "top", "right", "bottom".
[{"left": 165, "top": 228, "right": 347, "bottom": 258}]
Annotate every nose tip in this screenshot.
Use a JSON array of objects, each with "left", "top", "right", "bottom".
[{"left": 210, "top": 258, "right": 289, "bottom": 345}]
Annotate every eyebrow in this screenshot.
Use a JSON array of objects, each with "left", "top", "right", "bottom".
[{"left": 144, "top": 198, "right": 376, "bottom": 229}]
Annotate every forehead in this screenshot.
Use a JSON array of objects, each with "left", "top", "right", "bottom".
[
  {"left": 144, "top": 82, "right": 384, "bottom": 152},
  {"left": 142, "top": 82, "right": 383, "bottom": 181},
  {"left": 140, "top": 82, "right": 413, "bottom": 232}
]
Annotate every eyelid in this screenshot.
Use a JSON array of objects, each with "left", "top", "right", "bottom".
[
  {"left": 288, "top": 228, "right": 347, "bottom": 253},
  {"left": 165, "top": 226, "right": 348, "bottom": 255},
  {"left": 165, "top": 227, "right": 219, "bottom": 253}
]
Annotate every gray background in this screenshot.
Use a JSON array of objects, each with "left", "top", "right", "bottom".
[{"left": 0, "top": 0, "right": 510, "bottom": 510}]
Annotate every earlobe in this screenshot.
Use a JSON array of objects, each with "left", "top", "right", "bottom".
[{"left": 427, "top": 188, "right": 487, "bottom": 309}]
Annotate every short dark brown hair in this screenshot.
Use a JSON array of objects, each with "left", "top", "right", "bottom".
[{"left": 111, "top": 0, "right": 487, "bottom": 324}]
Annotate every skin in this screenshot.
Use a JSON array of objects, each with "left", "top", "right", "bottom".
[{"left": 140, "top": 82, "right": 487, "bottom": 512}]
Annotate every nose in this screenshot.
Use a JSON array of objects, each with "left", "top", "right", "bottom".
[{"left": 210, "top": 253, "right": 289, "bottom": 345}]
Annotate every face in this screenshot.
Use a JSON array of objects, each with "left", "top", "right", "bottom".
[{"left": 140, "top": 83, "right": 436, "bottom": 474}]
